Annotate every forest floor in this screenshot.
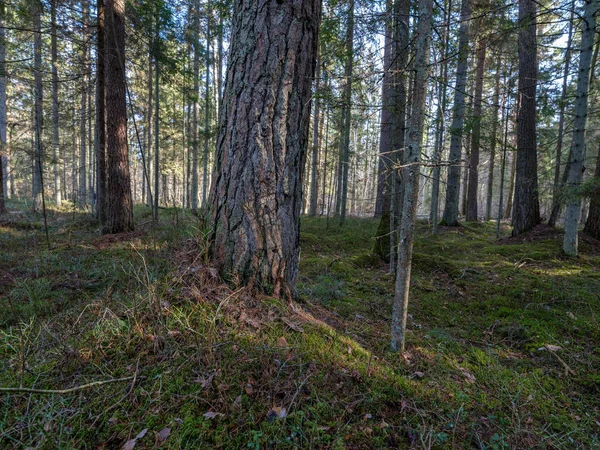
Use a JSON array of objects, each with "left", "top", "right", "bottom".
[{"left": 0, "top": 200, "right": 599, "bottom": 449}]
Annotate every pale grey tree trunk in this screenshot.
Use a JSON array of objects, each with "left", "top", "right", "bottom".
[
  {"left": 209, "top": 0, "right": 321, "bottom": 299},
  {"left": 441, "top": 0, "right": 471, "bottom": 226},
  {"left": 154, "top": 20, "right": 160, "bottom": 221},
  {"left": 32, "top": 0, "right": 43, "bottom": 212},
  {"left": 50, "top": 0, "right": 61, "bottom": 206},
  {"left": 391, "top": 0, "right": 434, "bottom": 352},
  {"left": 96, "top": 0, "right": 107, "bottom": 228},
  {"left": 563, "top": 0, "right": 597, "bottom": 256},
  {"left": 548, "top": 1, "right": 576, "bottom": 228}
]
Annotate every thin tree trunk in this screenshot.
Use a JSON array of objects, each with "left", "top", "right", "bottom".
[
  {"left": 548, "top": 1, "right": 576, "bottom": 228},
  {"left": 80, "top": 0, "right": 89, "bottom": 208},
  {"left": 505, "top": 148, "right": 516, "bottom": 219},
  {"left": 466, "top": 39, "right": 486, "bottom": 222},
  {"left": 512, "top": 0, "right": 540, "bottom": 235},
  {"left": 32, "top": 0, "right": 43, "bottom": 213},
  {"left": 202, "top": 4, "right": 211, "bottom": 209},
  {"left": 584, "top": 149, "right": 600, "bottom": 239},
  {"left": 309, "top": 53, "right": 321, "bottom": 216},
  {"left": 209, "top": 0, "right": 321, "bottom": 299},
  {"left": 486, "top": 54, "right": 502, "bottom": 220},
  {"left": 338, "top": 0, "right": 355, "bottom": 226},
  {"left": 430, "top": 0, "right": 452, "bottom": 232},
  {"left": 154, "top": 20, "right": 160, "bottom": 221},
  {"left": 105, "top": 0, "right": 134, "bottom": 233},
  {"left": 191, "top": 0, "right": 200, "bottom": 212},
  {"left": 0, "top": 0, "right": 6, "bottom": 213},
  {"left": 441, "top": 0, "right": 471, "bottom": 226},
  {"left": 50, "top": 0, "right": 61, "bottom": 206},
  {"left": 391, "top": 0, "right": 434, "bottom": 352},
  {"left": 562, "top": 0, "right": 596, "bottom": 256}
]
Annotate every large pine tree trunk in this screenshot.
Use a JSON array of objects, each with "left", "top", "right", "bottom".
[
  {"left": 32, "top": 0, "right": 43, "bottom": 213},
  {"left": 96, "top": 0, "right": 107, "bottom": 228},
  {"left": 209, "top": 0, "right": 321, "bottom": 299},
  {"left": 391, "top": 0, "right": 434, "bottom": 352},
  {"left": 105, "top": 0, "right": 134, "bottom": 233},
  {"left": 512, "top": 0, "right": 540, "bottom": 235},
  {"left": 441, "top": 0, "right": 471, "bottom": 226},
  {"left": 466, "top": 39, "right": 486, "bottom": 222},
  {"left": 0, "top": 0, "right": 6, "bottom": 213},
  {"left": 562, "top": 0, "right": 597, "bottom": 256}
]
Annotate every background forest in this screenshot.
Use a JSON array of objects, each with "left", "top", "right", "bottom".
[{"left": 0, "top": 0, "right": 599, "bottom": 448}]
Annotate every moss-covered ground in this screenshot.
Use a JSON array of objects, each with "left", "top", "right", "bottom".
[{"left": 0, "top": 200, "right": 599, "bottom": 449}]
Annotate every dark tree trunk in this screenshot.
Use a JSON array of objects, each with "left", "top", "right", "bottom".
[
  {"left": 466, "top": 39, "right": 486, "bottom": 222},
  {"left": 441, "top": 0, "right": 471, "bottom": 226},
  {"left": 209, "top": 0, "right": 321, "bottom": 299},
  {"left": 105, "top": 0, "right": 134, "bottom": 233},
  {"left": 512, "top": 0, "right": 540, "bottom": 235},
  {"left": 584, "top": 151, "right": 600, "bottom": 239},
  {"left": 32, "top": 0, "right": 43, "bottom": 213},
  {"left": 96, "top": 0, "right": 107, "bottom": 228}
]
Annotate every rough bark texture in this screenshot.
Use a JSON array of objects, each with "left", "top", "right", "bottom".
[
  {"left": 441, "top": 0, "right": 471, "bottom": 226},
  {"left": 563, "top": 0, "right": 596, "bottom": 256},
  {"left": 512, "top": 0, "right": 540, "bottom": 235},
  {"left": 209, "top": 0, "right": 321, "bottom": 299},
  {"left": 391, "top": 0, "right": 434, "bottom": 352},
  {"left": 32, "top": 0, "right": 43, "bottom": 213},
  {"left": 96, "top": 0, "right": 107, "bottom": 227},
  {"left": 466, "top": 39, "right": 486, "bottom": 222},
  {"left": 0, "top": 0, "right": 6, "bottom": 213},
  {"left": 548, "top": 1, "right": 575, "bottom": 228},
  {"left": 105, "top": 0, "right": 134, "bottom": 233}
]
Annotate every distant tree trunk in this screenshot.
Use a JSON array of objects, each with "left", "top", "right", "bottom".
[
  {"left": 105, "top": 0, "right": 134, "bottom": 233},
  {"left": 191, "top": 0, "right": 200, "bottom": 212},
  {"left": 0, "top": 0, "right": 6, "bottom": 213},
  {"left": 584, "top": 151, "right": 600, "bottom": 239},
  {"left": 145, "top": 54, "right": 153, "bottom": 206},
  {"left": 441, "top": 0, "right": 471, "bottom": 226},
  {"left": 309, "top": 54, "right": 321, "bottom": 216},
  {"left": 548, "top": 1, "right": 575, "bottom": 228},
  {"left": 505, "top": 149, "right": 515, "bottom": 219},
  {"left": 202, "top": 5, "right": 211, "bottom": 209},
  {"left": 512, "top": 0, "right": 540, "bottom": 235},
  {"left": 391, "top": 0, "right": 434, "bottom": 352},
  {"left": 32, "top": 0, "right": 43, "bottom": 213},
  {"left": 50, "top": 0, "right": 61, "bottom": 206},
  {"left": 486, "top": 55, "right": 502, "bottom": 220},
  {"left": 338, "top": 0, "right": 355, "bottom": 226},
  {"left": 562, "top": 0, "right": 596, "bottom": 256},
  {"left": 430, "top": 0, "right": 451, "bottom": 232},
  {"left": 96, "top": 0, "right": 107, "bottom": 227},
  {"left": 209, "top": 0, "right": 321, "bottom": 299},
  {"left": 80, "top": 0, "right": 89, "bottom": 208},
  {"left": 466, "top": 39, "right": 486, "bottom": 222},
  {"left": 216, "top": 9, "right": 224, "bottom": 115},
  {"left": 154, "top": 20, "right": 160, "bottom": 221}
]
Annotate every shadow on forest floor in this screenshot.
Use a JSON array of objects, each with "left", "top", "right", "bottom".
[{"left": 0, "top": 200, "right": 599, "bottom": 449}]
